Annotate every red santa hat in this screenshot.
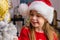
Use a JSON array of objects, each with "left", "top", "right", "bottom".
[
  {"left": 34, "top": 0, "right": 52, "bottom": 6},
  {"left": 29, "top": 0, "right": 54, "bottom": 24}
]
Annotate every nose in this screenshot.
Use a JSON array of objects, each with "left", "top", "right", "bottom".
[{"left": 32, "top": 16, "right": 37, "bottom": 21}]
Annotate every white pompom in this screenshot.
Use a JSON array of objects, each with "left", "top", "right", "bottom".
[{"left": 18, "top": 3, "right": 28, "bottom": 16}]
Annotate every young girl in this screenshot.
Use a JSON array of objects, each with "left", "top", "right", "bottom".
[{"left": 18, "top": 0, "right": 58, "bottom": 40}]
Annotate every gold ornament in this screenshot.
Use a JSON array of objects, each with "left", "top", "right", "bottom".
[{"left": 0, "top": 0, "right": 10, "bottom": 22}]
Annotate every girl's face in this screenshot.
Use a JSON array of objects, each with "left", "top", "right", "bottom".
[{"left": 29, "top": 10, "right": 45, "bottom": 28}]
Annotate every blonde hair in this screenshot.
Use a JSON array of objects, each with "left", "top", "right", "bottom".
[{"left": 26, "top": 20, "right": 58, "bottom": 40}]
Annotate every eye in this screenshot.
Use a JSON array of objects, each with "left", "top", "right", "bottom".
[
  {"left": 36, "top": 14, "right": 41, "bottom": 17},
  {"left": 30, "top": 13, "right": 34, "bottom": 16},
  {"left": 36, "top": 13, "right": 43, "bottom": 17},
  {"left": 37, "top": 15, "right": 40, "bottom": 17}
]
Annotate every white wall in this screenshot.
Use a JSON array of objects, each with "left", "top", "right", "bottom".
[
  {"left": 12, "top": 0, "right": 20, "bottom": 8},
  {"left": 9, "top": 0, "right": 20, "bottom": 18},
  {"left": 50, "top": 0, "right": 60, "bottom": 27}
]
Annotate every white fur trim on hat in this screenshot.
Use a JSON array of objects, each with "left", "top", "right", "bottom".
[{"left": 29, "top": 1, "right": 54, "bottom": 24}]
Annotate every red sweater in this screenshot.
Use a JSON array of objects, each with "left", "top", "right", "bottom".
[{"left": 18, "top": 27, "right": 58, "bottom": 40}]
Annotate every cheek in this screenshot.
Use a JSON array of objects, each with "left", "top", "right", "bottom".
[
  {"left": 29, "top": 17, "right": 32, "bottom": 21},
  {"left": 38, "top": 18, "right": 45, "bottom": 26}
]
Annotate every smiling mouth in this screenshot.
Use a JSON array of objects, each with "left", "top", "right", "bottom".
[{"left": 32, "top": 22, "right": 39, "bottom": 24}]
